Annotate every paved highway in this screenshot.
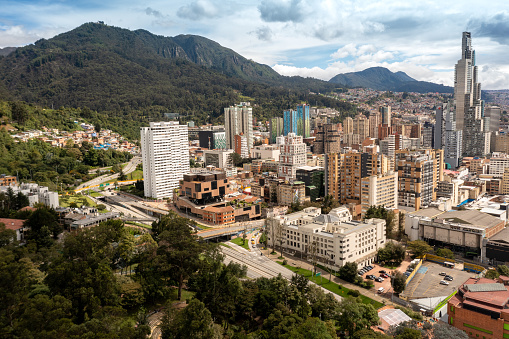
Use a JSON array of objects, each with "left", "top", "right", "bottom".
[
  {"left": 76, "top": 156, "right": 142, "bottom": 191},
  {"left": 221, "top": 241, "right": 342, "bottom": 301}
]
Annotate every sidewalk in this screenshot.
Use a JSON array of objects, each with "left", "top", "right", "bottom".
[{"left": 260, "top": 246, "right": 392, "bottom": 306}]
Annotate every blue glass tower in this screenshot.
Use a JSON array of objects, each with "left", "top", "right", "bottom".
[{"left": 283, "top": 110, "right": 298, "bottom": 136}]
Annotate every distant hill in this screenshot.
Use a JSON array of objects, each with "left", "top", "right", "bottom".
[
  {"left": 0, "top": 47, "right": 16, "bottom": 57},
  {"left": 0, "top": 22, "right": 354, "bottom": 138},
  {"left": 329, "top": 67, "right": 453, "bottom": 93}
]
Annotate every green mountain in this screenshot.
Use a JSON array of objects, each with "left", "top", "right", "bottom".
[
  {"left": 0, "top": 47, "right": 16, "bottom": 57},
  {"left": 0, "top": 22, "right": 353, "bottom": 138},
  {"left": 329, "top": 67, "right": 453, "bottom": 93}
]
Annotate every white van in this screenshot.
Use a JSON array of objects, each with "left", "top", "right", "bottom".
[{"left": 378, "top": 287, "right": 385, "bottom": 293}]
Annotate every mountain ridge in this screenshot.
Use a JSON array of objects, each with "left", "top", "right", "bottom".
[{"left": 329, "top": 66, "right": 453, "bottom": 93}]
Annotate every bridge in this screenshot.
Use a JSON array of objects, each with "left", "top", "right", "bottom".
[{"left": 196, "top": 220, "right": 264, "bottom": 240}]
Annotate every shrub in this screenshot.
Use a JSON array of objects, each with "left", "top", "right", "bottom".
[{"left": 348, "top": 289, "right": 360, "bottom": 297}]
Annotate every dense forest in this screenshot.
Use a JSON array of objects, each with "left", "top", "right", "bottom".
[
  {"left": 0, "top": 22, "right": 357, "bottom": 137},
  {"left": 0, "top": 210, "right": 469, "bottom": 338}
]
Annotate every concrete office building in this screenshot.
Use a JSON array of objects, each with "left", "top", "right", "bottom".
[
  {"left": 141, "top": 121, "right": 190, "bottom": 199},
  {"left": 234, "top": 134, "right": 249, "bottom": 158},
  {"left": 267, "top": 207, "right": 386, "bottom": 269},
  {"left": 353, "top": 114, "right": 369, "bottom": 142},
  {"left": 224, "top": 102, "right": 253, "bottom": 151},
  {"left": 396, "top": 149, "right": 444, "bottom": 211},
  {"left": 251, "top": 144, "right": 280, "bottom": 161},
  {"left": 435, "top": 102, "right": 463, "bottom": 169},
  {"left": 369, "top": 112, "right": 380, "bottom": 138},
  {"left": 421, "top": 122, "right": 434, "bottom": 149},
  {"left": 344, "top": 117, "right": 353, "bottom": 135}
]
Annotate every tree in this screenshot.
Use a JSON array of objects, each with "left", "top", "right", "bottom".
[
  {"left": 0, "top": 223, "right": 17, "bottom": 247},
  {"left": 307, "top": 285, "right": 339, "bottom": 321},
  {"left": 335, "top": 297, "right": 379, "bottom": 336},
  {"left": 287, "top": 317, "right": 336, "bottom": 339},
  {"left": 352, "top": 329, "right": 392, "bottom": 339},
  {"left": 339, "top": 262, "right": 358, "bottom": 283},
  {"left": 498, "top": 265, "right": 509, "bottom": 277},
  {"left": 377, "top": 242, "right": 406, "bottom": 266},
  {"left": 391, "top": 271, "right": 407, "bottom": 294},
  {"left": 397, "top": 212, "right": 405, "bottom": 239},
  {"left": 407, "top": 240, "right": 432, "bottom": 258},
  {"left": 24, "top": 207, "right": 61, "bottom": 248},
  {"left": 228, "top": 152, "right": 243, "bottom": 167},
  {"left": 432, "top": 322, "right": 468, "bottom": 338},
  {"left": 395, "top": 327, "right": 421, "bottom": 339},
  {"left": 321, "top": 195, "right": 339, "bottom": 214},
  {"left": 160, "top": 299, "right": 222, "bottom": 339},
  {"left": 365, "top": 205, "right": 396, "bottom": 237},
  {"left": 10, "top": 101, "right": 29, "bottom": 124},
  {"left": 436, "top": 248, "right": 454, "bottom": 259}
]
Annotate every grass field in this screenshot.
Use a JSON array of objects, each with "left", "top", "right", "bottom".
[
  {"left": 279, "top": 262, "right": 384, "bottom": 309},
  {"left": 127, "top": 170, "right": 143, "bottom": 181},
  {"left": 125, "top": 221, "right": 152, "bottom": 229},
  {"left": 90, "top": 192, "right": 103, "bottom": 197},
  {"left": 59, "top": 195, "right": 97, "bottom": 208},
  {"left": 231, "top": 236, "right": 250, "bottom": 250}
]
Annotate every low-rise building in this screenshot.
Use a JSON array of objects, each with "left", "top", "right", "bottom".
[
  {"left": 405, "top": 208, "right": 505, "bottom": 262},
  {"left": 0, "top": 218, "right": 26, "bottom": 242},
  {"left": 448, "top": 277, "right": 509, "bottom": 339},
  {"left": 267, "top": 207, "right": 386, "bottom": 268}
]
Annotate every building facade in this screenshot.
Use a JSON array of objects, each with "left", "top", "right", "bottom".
[
  {"left": 278, "top": 133, "right": 307, "bottom": 181},
  {"left": 396, "top": 149, "right": 444, "bottom": 211},
  {"left": 267, "top": 207, "right": 386, "bottom": 269},
  {"left": 270, "top": 117, "right": 284, "bottom": 144},
  {"left": 140, "top": 121, "right": 190, "bottom": 199},
  {"left": 360, "top": 171, "right": 398, "bottom": 217},
  {"left": 313, "top": 123, "right": 341, "bottom": 154},
  {"left": 224, "top": 102, "right": 253, "bottom": 151}
]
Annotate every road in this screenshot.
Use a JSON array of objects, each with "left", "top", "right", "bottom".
[
  {"left": 76, "top": 156, "right": 142, "bottom": 191},
  {"left": 221, "top": 240, "right": 342, "bottom": 301},
  {"left": 86, "top": 192, "right": 156, "bottom": 224},
  {"left": 197, "top": 220, "right": 265, "bottom": 238}
]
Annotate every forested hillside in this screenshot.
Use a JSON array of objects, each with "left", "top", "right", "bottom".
[{"left": 0, "top": 22, "right": 356, "bottom": 130}]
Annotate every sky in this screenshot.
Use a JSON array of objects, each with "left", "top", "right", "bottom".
[{"left": 1, "top": 0, "right": 509, "bottom": 90}]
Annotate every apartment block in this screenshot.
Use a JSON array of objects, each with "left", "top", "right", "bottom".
[
  {"left": 360, "top": 171, "right": 398, "bottom": 216},
  {"left": 278, "top": 133, "right": 307, "bottom": 181},
  {"left": 224, "top": 102, "right": 253, "bottom": 151},
  {"left": 313, "top": 123, "right": 341, "bottom": 154},
  {"left": 141, "top": 121, "right": 190, "bottom": 199},
  {"left": 396, "top": 149, "right": 444, "bottom": 211},
  {"left": 277, "top": 181, "right": 306, "bottom": 206}
]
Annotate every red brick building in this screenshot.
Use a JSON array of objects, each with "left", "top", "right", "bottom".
[{"left": 448, "top": 277, "right": 509, "bottom": 338}]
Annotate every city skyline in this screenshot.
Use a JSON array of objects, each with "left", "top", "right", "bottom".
[{"left": 0, "top": 0, "right": 508, "bottom": 90}]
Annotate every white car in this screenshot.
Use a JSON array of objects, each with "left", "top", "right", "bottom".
[{"left": 440, "top": 280, "right": 449, "bottom": 285}]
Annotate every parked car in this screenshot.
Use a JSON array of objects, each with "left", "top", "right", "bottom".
[
  {"left": 439, "top": 272, "right": 446, "bottom": 276},
  {"left": 366, "top": 275, "right": 375, "bottom": 280},
  {"left": 445, "top": 276, "right": 453, "bottom": 281},
  {"left": 407, "top": 267, "right": 414, "bottom": 272},
  {"left": 375, "top": 277, "right": 384, "bottom": 282},
  {"left": 378, "top": 287, "right": 385, "bottom": 293},
  {"left": 380, "top": 273, "right": 389, "bottom": 278},
  {"left": 440, "top": 280, "right": 450, "bottom": 285},
  {"left": 404, "top": 272, "right": 411, "bottom": 277},
  {"left": 379, "top": 270, "right": 387, "bottom": 274}
]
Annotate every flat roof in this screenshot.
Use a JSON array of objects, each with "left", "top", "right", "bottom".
[
  {"left": 439, "top": 210, "right": 502, "bottom": 229},
  {"left": 409, "top": 207, "right": 443, "bottom": 218},
  {"left": 487, "top": 226, "right": 509, "bottom": 242}
]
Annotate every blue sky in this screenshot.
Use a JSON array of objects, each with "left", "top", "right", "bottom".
[{"left": 1, "top": 0, "right": 509, "bottom": 89}]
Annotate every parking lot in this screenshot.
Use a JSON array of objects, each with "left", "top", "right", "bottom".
[
  {"left": 401, "top": 261, "right": 475, "bottom": 300},
  {"left": 358, "top": 263, "right": 394, "bottom": 296}
]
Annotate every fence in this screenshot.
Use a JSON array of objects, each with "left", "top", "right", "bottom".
[
  {"left": 405, "top": 259, "right": 423, "bottom": 286},
  {"left": 464, "top": 262, "right": 485, "bottom": 274},
  {"left": 424, "top": 253, "right": 456, "bottom": 265}
]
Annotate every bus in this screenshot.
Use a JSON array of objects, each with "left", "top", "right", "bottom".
[{"left": 444, "top": 261, "right": 455, "bottom": 268}]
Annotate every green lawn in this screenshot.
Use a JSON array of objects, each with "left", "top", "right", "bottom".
[
  {"left": 231, "top": 236, "right": 250, "bottom": 250},
  {"left": 125, "top": 221, "right": 152, "bottom": 229},
  {"left": 127, "top": 170, "right": 143, "bottom": 181},
  {"left": 90, "top": 192, "right": 103, "bottom": 197},
  {"left": 59, "top": 195, "right": 97, "bottom": 208},
  {"left": 220, "top": 243, "right": 232, "bottom": 249},
  {"left": 278, "top": 262, "right": 384, "bottom": 309}
]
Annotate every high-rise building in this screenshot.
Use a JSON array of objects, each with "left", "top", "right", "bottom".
[
  {"left": 283, "top": 109, "right": 298, "bottom": 136},
  {"left": 361, "top": 171, "right": 398, "bottom": 216},
  {"left": 234, "top": 134, "right": 249, "bottom": 158},
  {"left": 435, "top": 102, "right": 463, "bottom": 169},
  {"left": 379, "top": 106, "right": 391, "bottom": 126},
  {"left": 313, "top": 123, "right": 341, "bottom": 154},
  {"left": 325, "top": 152, "right": 389, "bottom": 205},
  {"left": 421, "top": 122, "right": 434, "bottom": 149},
  {"left": 269, "top": 117, "right": 284, "bottom": 144},
  {"left": 396, "top": 149, "right": 444, "bottom": 211},
  {"left": 343, "top": 117, "right": 353, "bottom": 135},
  {"left": 454, "top": 32, "right": 479, "bottom": 131},
  {"left": 278, "top": 133, "right": 306, "bottom": 181},
  {"left": 353, "top": 114, "right": 369, "bottom": 141},
  {"left": 284, "top": 104, "right": 311, "bottom": 137},
  {"left": 368, "top": 112, "right": 380, "bottom": 138},
  {"left": 141, "top": 121, "right": 190, "bottom": 199},
  {"left": 224, "top": 102, "right": 253, "bottom": 151},
  {"left": 297, "top": 104, "right": 311, "bottom": 138}
]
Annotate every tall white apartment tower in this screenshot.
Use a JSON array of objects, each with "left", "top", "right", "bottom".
[
  {"left": 278, "top": 133, "right": 306, "bottom": 181},
  {"left": 224, "top": 102, "right": 253, "bottom": 152},
  {"left": 140, "top": 121, "right": 190, "bottom": 199}
]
